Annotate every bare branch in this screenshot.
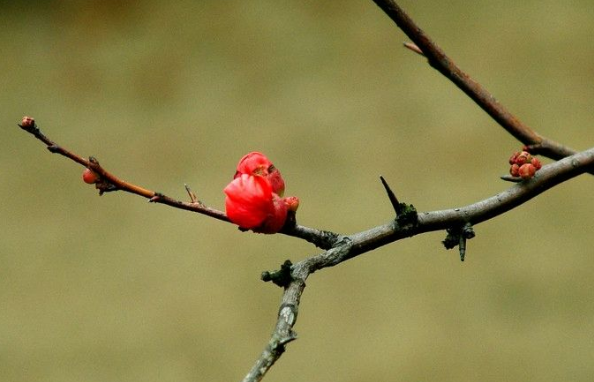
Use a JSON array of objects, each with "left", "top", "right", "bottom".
[
  {"left": 244, "top": 146, "right": 593, "bottom": 380},
  {"left": 17, "top": 3, "right": 594, "bottom": 380},
  {"left": 372, "top": 0, "right": 592, "bottom": 172}
]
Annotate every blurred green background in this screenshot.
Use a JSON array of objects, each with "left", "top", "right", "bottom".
[{"left": 2, "top": 1, "right": 594, "bottom": 381}]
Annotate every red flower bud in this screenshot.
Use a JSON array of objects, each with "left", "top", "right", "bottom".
[
  {"left": 509, "top": 163, "right": 520, "bottom": 177},
  {"left": 82, "top": 168, "right": 100, "bottom": 184},
  {"left": 531, "top": 157, "right": 542, "bottom": 170},
  {"left": 509, "top": 152, "right": 519, "bottom": 165},
  {"left": 283, "top": 196, "right": 300, "bottom": 212},
  {"left": 234, "top": 152, "right": 285, "bottom": 196},
  {"left": 514, "top": 151, "right": 531, "bottom": 165},
  {"left": 518, "top": 163, "right": 536, "bottom": 179}
]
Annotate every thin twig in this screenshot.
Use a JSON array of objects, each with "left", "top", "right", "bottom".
[
  {"left": 18, "top": 118, "right": 341, "bottom": 243},
  {"left": 19, "top": 119, "right": 229, "bottom": 222}
]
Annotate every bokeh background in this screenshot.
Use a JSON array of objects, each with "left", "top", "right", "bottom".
[{"left": 2, "top": 1, "right": 594, "bottom": 381}]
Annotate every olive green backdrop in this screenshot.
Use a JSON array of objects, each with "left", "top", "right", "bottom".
[{"left": 2, "top": 1, "right": 594, "bottom": 381}]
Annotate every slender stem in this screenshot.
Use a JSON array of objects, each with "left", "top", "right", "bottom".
[{"left": 372, "top": 0, "right": 592, "bottom": 172}]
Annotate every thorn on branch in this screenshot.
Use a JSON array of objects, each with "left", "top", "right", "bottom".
[
  {"left": 500, "top": 175, "right": 523, "bottom": 183},
  {"left": 380, "top": 176, "right": 400, "bottom": 213},
  {"left": 403, "top": 42, "right": 425, "bottom": 57},
  {"left": 184, "top": 183, "right": 205, "bottom": 206},
  {"left": 442, "top": 222, "right": 475, "bottom": 261},
  {"left": 380, "top": 176, "right": 418, "bottom": 230},
  {"left": 261, "top": 260, "right": 293, "bottom": 288}
]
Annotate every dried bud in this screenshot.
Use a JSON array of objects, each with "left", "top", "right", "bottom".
[{"left": 20, "top": 116, "right": 36, "bottom": 128}]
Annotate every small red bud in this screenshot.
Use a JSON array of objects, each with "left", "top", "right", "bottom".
[
  {"left": 531, "top": 157, "right": 542, "bottom": 170},
  {"left": 21, "top": 116, "right": 35, "bottom": 128},
  {"left": 510, "top": 164, "right": 520, "bottom": 177},
  {"left": 518, "top": 163, "right": 536, "bottom": 179},
  {"left": 284, "top": 196, "right": 300, "bottom": 212},
  {"left": 509, "top": 152, "right": 519, "bottom": 165},
  {"left": 82, "top": 168, "right": 99, "bottom": 184},
  {"left": 515, "top": 151, "right": 531, "bottom": 165}
]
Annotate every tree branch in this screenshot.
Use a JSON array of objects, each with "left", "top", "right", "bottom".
[
  {"left": 371, "top": 0, "right": 592, "bottom": 173},
  {"left": 16, "top": 2, "right": 594, "bottom": 381},
  {"left": 18, "top": 117, "right": 340, "bottom": 246},
  {"left": 242, "top": 146, "right": 594, "bottom": 382}
]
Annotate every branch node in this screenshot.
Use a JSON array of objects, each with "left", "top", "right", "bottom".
[
  {"left": 149, "top": 192, "right": 164, "bottom": 203},
  {"left": 46, "top": 144, "right": 60, "bottom": 153},
  {"left": 380, "top": 176, "right": 418, "bottom": 232},
  {"left": 261, "top": 260, "right": 293, "bottom": 288},
  {"left": 443, "top": 222, "right": 475, "bottom": 261}
]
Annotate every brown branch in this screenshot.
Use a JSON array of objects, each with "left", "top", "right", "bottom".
[
  {"left": 18, "top": 117, "right": 339, "bottom": 246},
  {"left": 371, "top": 0, "right": 592, "bottom": 173}
]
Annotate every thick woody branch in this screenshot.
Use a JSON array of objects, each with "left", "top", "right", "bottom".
[{"left": 371, "top": 0, "right": 592, "bottom": 174}]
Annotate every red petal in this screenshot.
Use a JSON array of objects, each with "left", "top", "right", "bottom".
[
  {"left": 224, "top": 174, "right": 273, "bottom": 229},
  {"left": 253, "top": 193, "right": 288, "bottom": 234},
  {"left": 235, "top": 152, "right": 272, "bottom": 177}
]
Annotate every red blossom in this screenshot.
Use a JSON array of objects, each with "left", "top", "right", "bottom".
[
  {"left": 234, "top": 152, "right": 285, "bottom": 196},
  {"left": 254, "top": 193, "right": 288, "bottom": 234},
  {"left": 518, "top": 163, "right": 536, "bottom": 179},
  {"left": 224, "top": 152, "right": 298, "bottom": 234},
  {"left": 508, "top": 149, "right": 542, "bottom": 179},
  {"left": 224, "top": 174, "right": 274, "bottom": 230}
]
